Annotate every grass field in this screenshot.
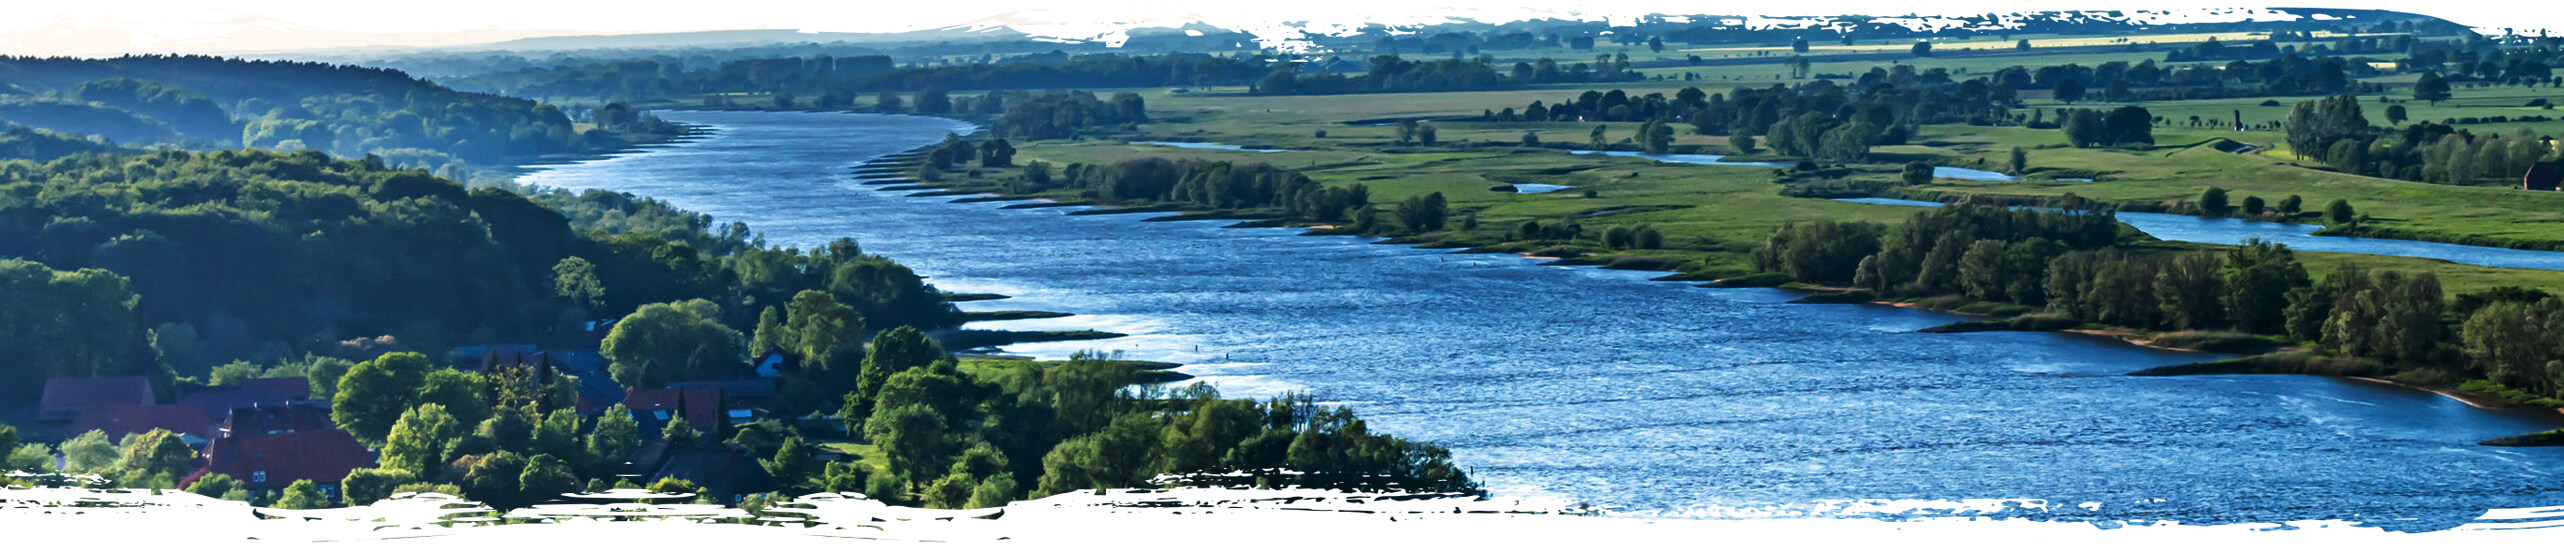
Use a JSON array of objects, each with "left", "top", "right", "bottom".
[{"left": 980, "top": 61, "right": 2564, "bottom": 295}]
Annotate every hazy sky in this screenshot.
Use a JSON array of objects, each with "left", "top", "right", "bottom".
[{"left": 0, "top": 1, "right": 2533, "bottom": 56}]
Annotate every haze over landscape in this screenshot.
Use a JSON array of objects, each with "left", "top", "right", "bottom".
[{"left": 4, "top": 1, "right": 2564, "bottom": 545}]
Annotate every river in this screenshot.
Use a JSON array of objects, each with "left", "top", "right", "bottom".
[{"left": 517, "top": 111, "right": 2564, "bottom": 530}]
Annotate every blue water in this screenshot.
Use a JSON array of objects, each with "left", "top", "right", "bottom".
[
  {"left": 1570, "top": 150, "right": 1790, "bottom": 167},
  {"left": 519, "top": 111, "right": 2564, "bottom": 529},
  {"left": 1833, "top": 198, "right": 2564, "bottom": 271},
  {"left": 1569, "top": 151, "right": 2018, "bottom": 181},
  {"left": 1511, "top": 183, "right": 1574, "bottom": 194},
  {"left": 1131, "top": 141, "right": 1287, "bottom": 153}
]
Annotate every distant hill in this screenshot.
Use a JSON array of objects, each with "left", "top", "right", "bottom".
[{"left": 0, "top": 55, "right": 614, "bottom": 175}]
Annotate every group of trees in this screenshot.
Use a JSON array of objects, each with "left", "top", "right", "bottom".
[
  {"left": 2282, "top": 94, "right": 2562, "bottom": 185},
  {"left": 1755, "top": 198, "right": 2564, "bottom": 401},
  {"left": 1026, "top": 158, "right": 1373, "bottom": 223},
  {"left": 0, "top": 148, "right": 954, "bottom": 410},
  {"left": 460, "top": 52, "right": 1266, "bottom": 102},
  {"left": 0, "top": 56, "right": 649, "bottom": 172},
  {"left": 2056, "top": 106, "right": 2157, "bottom": 148},
  {"left": 793, "top": 350, "right": 1477, "bottom": 510},
  {"left": 990, "top": 91, "right": 1146, "bottom": 140},
  {"left": 1253, "top": 54, "right": 1641, "bottom": 95}
]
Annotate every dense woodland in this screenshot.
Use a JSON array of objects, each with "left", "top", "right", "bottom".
[
  {"left": 0, "top": 149, "right": 956, "bottom": 403},
  {"left": 1757, "top": 201, "right": 2564, "bottom": 403},
  {"left": 0, "top": 56, "right": 681, "bottom": 177}
]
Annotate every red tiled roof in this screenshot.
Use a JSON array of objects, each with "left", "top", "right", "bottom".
[
  {"left": 176, "top": 377, "right": 312, "bottom": 417},
  {"left": 222, "top": 402, "right": 335, "bottom": 437},
  {"left": 623, "top": 386, "right": 722, "bottom": 432},
  {"left": 196, "top": 428, "right": 376, "bottom": 491},
  {"left": 39, "top": 377, "right": 156, "bottom": 419},
  {"left": 64, "top": 404, "right": 217, "bottom": 442}
]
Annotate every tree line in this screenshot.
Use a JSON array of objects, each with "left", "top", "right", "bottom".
[{"left": 1756, "top": 198, "right": 2564, "bottom": 402}]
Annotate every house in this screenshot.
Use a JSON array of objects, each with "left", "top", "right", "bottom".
[
  {"left": 622, "top": 385, "right": 722, "bottom": 438},
  {"left": 63, "top": 404, "right": 217, "bottom": 444},
  {"left": 2527, "top": 162, "right": 2561, "bottom": 191},
  {"left": 39, "top": 376, "right": 156, "bottom": 424},
  {"left": 188, "top": 427, "right": 376, "bottom": 501},
  {"left": 449, "top": 344, "right": 541, "bottom": 368},
  {"left": 221, "top": 402, "right": 336, "bottom": 437},
  {"left": 175, "top": 377, "right": 311, "bottom": 418},
  {"left": 666, "top": 380, "right": 777, "bottom": 427},
  {"left": 546, "top": 350, "right": 626, "bottom": 415}
]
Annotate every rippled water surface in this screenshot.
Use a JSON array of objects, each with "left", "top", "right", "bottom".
[{"left": 520, "top": 111, "right": 2564, "bottom": 529}]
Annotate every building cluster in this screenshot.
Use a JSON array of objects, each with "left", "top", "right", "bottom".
[{"left": 31, "top": 344, "right": 786, "bottom": 504}]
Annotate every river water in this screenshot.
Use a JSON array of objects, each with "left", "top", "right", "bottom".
[{"left": 518, "top": 111, "right": 2564, "bottom": 530}]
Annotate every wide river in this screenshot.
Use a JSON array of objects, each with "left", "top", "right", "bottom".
[{"left": 520, "top": 111, "right": 2564, "bottom": 530}]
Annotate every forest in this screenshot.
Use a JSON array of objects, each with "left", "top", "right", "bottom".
[
  {"left": 0, "top": 148, "right": 956, "bottom": 406},
  {"left": 0, "top": 56, "right": 682, "bottom": 176}
]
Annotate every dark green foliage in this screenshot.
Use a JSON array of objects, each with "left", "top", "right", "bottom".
[
  {"left": 2061, "top": 107, "right": 2153, "bottom": 147},
  {"left": 993, "top": 91, "right": 1145, "bottom": 140},
  {"left": 1901, "top": 162, "right": 1932, "bottom": 185},
  {"left": 1394, "top": 192, "right": 1448, "bottom": 232},
  {"left": 2326, "top": 199, "right": 2356, "bottom": 224},
  {"left": 2198, "top": 187, "right": 2232, "bottom": 216},
  {"left": 0, "top": 259, "right": 157, "bottom": 404}
]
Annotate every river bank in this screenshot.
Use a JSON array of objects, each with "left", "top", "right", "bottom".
[
  {"left": 850, "top": 140, "right": 2564, "bottom": 446},
  {"left": 524, "top": 110, "right": 2564, "bottom": 526}
]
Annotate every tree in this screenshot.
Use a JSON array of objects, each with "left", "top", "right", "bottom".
[
  {"left": 1901, "top": 162, "right": 1933, "bottom": 185},
  {"left": 1733, "top": 133, "right": 1757, "bottom": 154},
  {"left": 2326, "top": 199, "right": 2356, "bottom": 224},
  {"left": 1647, "top": 36, "right": 1664, "bottom": 53},
  {"left": 341, "top": 468, "right": 416, "bottom": 506},
  {"left": 461, "top": 451, "right": 529, "bottom": 509},
  {"left": 2242, "top": 195, "right": 2267, "bottom": 216},
  {"left": 1792, "top": 38, "right": 1810, "bottom": 53},
  {"left": 381, "top": 404, "right": 461, "bottom": 476},
  {"left": 419, "top": 369, "right": 491, "bottom": 433},
  {"left": 2197, "top": 187, "right": 2231, "bottom": 216},
  {"left": 552, "top": 257, "right": 605, "bottom": 310},
  {"left": 519, "top": 454, "right": 580, "bottom": 505},
  {"left": 333, "top": 352, "right": 432, "bottom": 445},
  {"left": 853, "top": 326, "right": 946, "bottom": 420},
  {"left": 2284, "top": 95, "right": 2366, "bottom": 162},
  {"left": 588, "top": 404, "right": 640, "bottom": 463},
  {"left": 1641, "top": 120, "right": 1674, "bottom": 153},
  {"left": 533, "top": 409, "right": 585, "bottom": 465},
  {"left": 275, "top": 480, "right": 330, "bottom": 509},
  {"left": 119, "top": 429, "right": 195, "bottom": 482},
  {"left": 1520, "top": 131, "right": 1540, "bottom": 146},
  {"left": 1394, "top": 192, "right": 1449, "bottom": 232},
  {"left": 784, "top": 290, "right": 865, "bottom": 386},
  {"left": 58, "top": 430, "right": 116, "bottom": 472},
  {"left": 1911, "top": 41, "right": 1933, "bottom": 57},
  {"left": 2154, "top": 252, "right": 2227, "bottom": 330},
  {"left": 1417, "top": 122, "right": 1438, "bottom": 145},
  {"left": 2016, "top": 39, "right": 2032, "bottom": 51},
  {"left": 2009, "top": 146, "right": 2028, "bottom": 175},
  {"left": 602, "top": 299, "right": 743, "bottom": 388},
  {"left": 2278, "top": 195, "right": 2304, "bottom": 216},
  {"left": 2413, "top": 71, "right": 2452, "bottom": 105},
  {"left": 662, "top": 418, "right": 701, "bottom": 448},
  {"left": 187, "top": 473, "right": 245, "bottom": 500},
  {"left": 2384, "top": 104, "right": 2408, "bottom": 125},
  {"left": 1589, "top": 125, "right": 1608, "bottom": 149},
  {"left": 2221, "top": 239, "right": 2309, "bottom": 334},
  {"left": 2054, "top": 79, "right": 2087, "bottom": 104},
  {"left": 865, "top": 404, "right": 954, "bottom": 488},
  {"left": 764, "top": 436, "right": 818, "bottom": 491}
]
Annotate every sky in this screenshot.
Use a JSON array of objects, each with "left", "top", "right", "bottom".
[{"left": 0, "top": 1, "right": 2537, "bottom": 57}]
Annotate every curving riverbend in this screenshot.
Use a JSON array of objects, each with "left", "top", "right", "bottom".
[{"left": 519, "top": 111, "right": 2564, "bottom": 530}]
